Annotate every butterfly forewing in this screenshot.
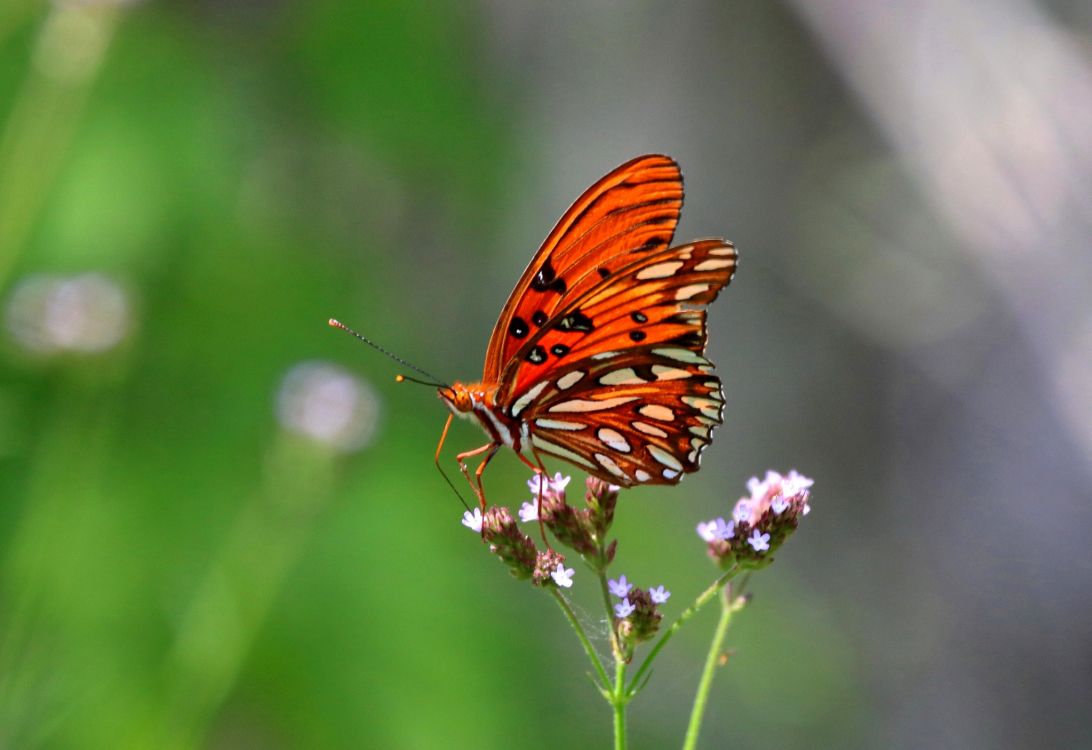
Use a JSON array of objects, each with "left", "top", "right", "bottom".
[{"left": 483, "top": 155, "right": 682, "bottom": 380}]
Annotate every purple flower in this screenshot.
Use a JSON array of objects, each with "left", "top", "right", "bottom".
[
  {"left": 714, "top": 517, "right": 735, "bottom": 540},
  {"left": 747, "top": 529, "right": 771, "bottom": 553},
  {"left": 649, "top": 585, "right": 671, "bottom": 604},
  {"left": 461, "top": 507, "right": 483, "bottom": 533},
  {"left": 550, "top": 563, "right": 575, "bottom": 588},
  {"left": 518, "top": 499, "right": 539, "bottom": 523},
  {"left": 614, "top": 598, "right": 635, "bottom": 618},
  {"left": 608, "top": 575, "right": 632, "bottom": 598},
  {"left": 771, "top": 495, "right": 790, "bottom": 515}
]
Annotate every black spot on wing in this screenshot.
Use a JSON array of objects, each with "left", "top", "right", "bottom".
[
  {"left": 509, "top": 316, "right": 529, "bottom": 339},
  {"left": 532, "top": 310, "right": 548, "bottom": 327},
  {"left": 531, "top": 259, "right": 567, "bottom": 295},
  {"left": 630, "top": 331, "right": 647, "bottom": 342},
  {"left": 527, "top": 345, "right": 547, "bottom": 364},
  {"left": 551, "top": 343, "right": 571, "bottom": 357},
  {"left": 555, "top": 310, "right": 595, "bottom": 333},
  {"left": 631, "top": 311, "right": 647, "bottom": 323},
  {"left": 633, "top": 238, "right": 667, "bottom": 253}
]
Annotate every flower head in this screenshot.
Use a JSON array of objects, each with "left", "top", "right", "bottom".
[
  {"left": 608, "top": 575, "right": 632, "bottom": 598},
  {"left": 615, "top": 587, "right": 664, "bottom": 646},
  {"left": 649, "top": 585, "right": 671, "bottom": 604},
  {"left": 461, "top": 507, "right": 483, "bottom": 533},
  {"left": 481, "top": 507, "right": 537, "bottom": 580},
  {"left": 699, "top": 469, "right": 813, "bottom": 568}
]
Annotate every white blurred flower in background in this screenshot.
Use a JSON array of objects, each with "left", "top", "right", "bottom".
[
  {"left": 5, "top": 272, "right": 132, "bottom": 355},
  {"left": 275, "top": 361, "right": 381, "bottom": 453}
]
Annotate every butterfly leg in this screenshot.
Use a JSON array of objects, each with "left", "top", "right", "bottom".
[
  {"left": 456, "top": 442, "right": 499, "bottom": 509},
  {"left": 433, "top": 414, "right": 472, "bottom": 513},
  {"left": 515, "top": 446, "right": 552, "bottom": 546}
]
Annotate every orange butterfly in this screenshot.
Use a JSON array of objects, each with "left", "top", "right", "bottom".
[{"left": 429, "top": 154, "right": 737, "bottom": 506}]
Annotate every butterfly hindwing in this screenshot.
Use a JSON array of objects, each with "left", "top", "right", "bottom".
[{"left": 497, "top": 239, "right": 737, "bottom": 486}]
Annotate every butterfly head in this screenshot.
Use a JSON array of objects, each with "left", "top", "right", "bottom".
[
  {"left": 439, "top": 382, "right": 474, "bottom": 414},
  {"left": 439, "top": 382, "right": 494, "bottom": 418}
]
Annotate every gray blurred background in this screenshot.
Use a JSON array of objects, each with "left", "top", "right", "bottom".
[{"left": 0, "top": 1, "right": 1089, "bottom": 748}]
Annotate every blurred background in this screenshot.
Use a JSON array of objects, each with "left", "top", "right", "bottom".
[{"left": 0, "top": 1, "right": 1090, "bottom": 748}]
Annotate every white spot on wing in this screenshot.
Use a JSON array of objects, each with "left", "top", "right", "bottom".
[
  {"left": 708, "top": 246, "right": 735, "bottom": 256},
  {"left": 648, "top": 445, "right": 683, "bottom": 472},
  {"left": 511, "top": 380, "right": 549, "bottom": 418},
  {"left": 535, "top": 418, "right": 586, "bottom": 431},
  {"left": 636, "top": 261, "right": 684, "bottom": 280},
  {"left": 694, "top": 259, "right": 734, "bottom": 271},
  {"left": 556, "top": 371, "right": 585, "bottom": 390},
  {"left": 638, "top": 404, "right": 674, "bottom": 422},
  {"left": 651, "top": 365, "right": 691, "bottom": 381},
  {"left": 675, "top": 284, "right": 710, "bottom": 301},
  {"left": 594, "top": 452, "right": 627, "bottom": 479},
  {"left": 662, "top": 468, "right": 679, "bottom": 480},
  {"left": 597, "top": 427, "right": 631, "bottom": 453},
  {"left": 531, "top": 435, "right": 594, "bottom": 469},
  {"left": 635, "top": 469, "right": 651, "bottom": 482},
  {"left": 551, "top": 396, "right": 638, "bottom": 413},
  {"left": 633, "top": 421, "right": 668, "bottom": 438},
  {"left": 599, "top": 368, "right": 646, "bottom": 386},
  {"left": 653, "top": 348, "right": 709, "bottom": 364},
  {"left": 592, "top": 351, "right": 619, "bottom": 360}
]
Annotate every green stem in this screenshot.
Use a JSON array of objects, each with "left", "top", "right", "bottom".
[
  {"left": 550, "top": 589, "right": 611, "bottom": 690},
  {"left": 595, "top": 548, "right": 624, "bottom": 663},
  {"left": 627, "top": 565, "right": 739, "bottom": 695},
  {"left": 682, "top": 587, "right": 734, "bottom": 750},
  {"left": 613, "top": 659, "right": 627, "bottom": 750}
]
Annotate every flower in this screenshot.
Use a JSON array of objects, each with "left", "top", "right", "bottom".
[
  {"left": 649, "top": 585, "right": 671, "bottom": 604},
  {"left": 614, "top": 598, "right": 635, "bottom": 618},
  {"left": 528, "top": 471, "right": 571, "bottom": 497},
  {"left": 461, "top": 507, "right": 483, "bottom": 533},
  {"left": 608, "top": 575, "right": 631, "bottom": 598},
  {"left": 747, "top": 529, "right": 770, "bottom": 552},
  {"left": 714, "top": 518, "right": 735, "bottom": 540},
  {"left": 771, "top": 495, "right": 790, "bottom": 515},
  {"left": 518, "top": 499, "right": 539, "bottom": 523},
  {"left": 551, "top": 563, "right": 575, "bottom": 588},
  {"left": 732, "top": 501, "right": 752, "bottom": 524},
  {"left": 696, "top": 520, "right": 718, "bottom": 542}
]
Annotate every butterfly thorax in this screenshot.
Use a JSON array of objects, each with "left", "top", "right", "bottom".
[{"left": 439, "top": 382, "right": 521, "bottom": 450}]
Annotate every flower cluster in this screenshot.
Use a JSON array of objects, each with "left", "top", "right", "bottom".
[
  {"left": 462, "top": 473, "right": 621, "bottom": 587},
  {"left": 609, "top": 574, "right": 671, "bottom": 653},
  {"left": 696, "top": 470, "right": 813, "bottom": 569}
]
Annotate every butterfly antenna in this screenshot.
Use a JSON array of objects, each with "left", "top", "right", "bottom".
[{"left": 328, "top": 319, "right": 450, "bottom": 389}]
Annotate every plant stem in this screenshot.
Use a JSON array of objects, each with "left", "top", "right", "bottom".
[
  {"left": 627, "top": 565, "right": 738, "bottom": 694},
  {"left": 613, "top": 658, "right": 628, "bottom": 750},
  {"left": 681, "top": 586, "right": 734, "bottom": 750},
  {"left": 550, "top": 589, "right": 611, "bottom": 690}
]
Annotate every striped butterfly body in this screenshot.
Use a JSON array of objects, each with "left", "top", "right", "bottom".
[{"left": 438, "top": 154, "right": 737, "bottom": 504}]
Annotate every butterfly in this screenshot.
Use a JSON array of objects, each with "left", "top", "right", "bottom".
[{"left": 428, "top": 154, "right": 737, "bottom": 507}]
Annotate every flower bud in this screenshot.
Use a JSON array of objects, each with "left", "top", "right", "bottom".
[{"left": 481, "top": 506, "right": 538, "bottom": 580}]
